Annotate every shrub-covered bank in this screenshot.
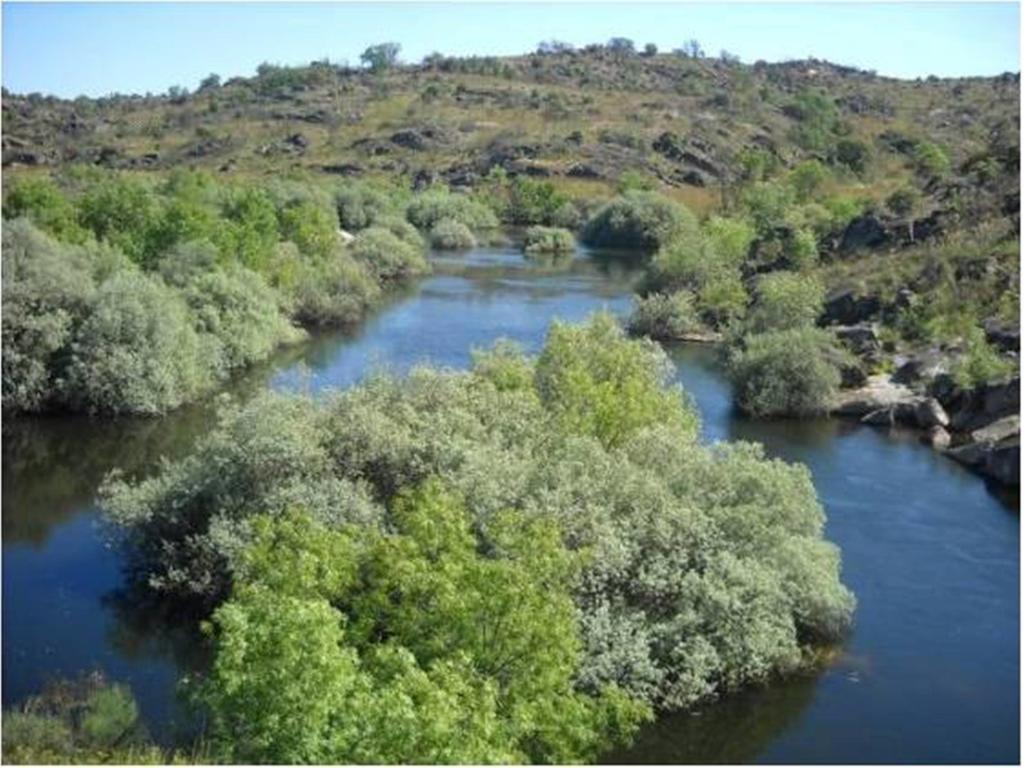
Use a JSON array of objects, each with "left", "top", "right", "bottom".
[
  {"left": 100, "top": 314, "right": 855, "bottom": 763},
  {"left": 1, "top": 171, "right": 517, "bottom": 415}
]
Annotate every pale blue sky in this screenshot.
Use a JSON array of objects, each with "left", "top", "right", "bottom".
[{"left": 2, "top": 2, "right": 1019, "bottom": 98}]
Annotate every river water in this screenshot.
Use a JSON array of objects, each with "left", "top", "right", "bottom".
[{"left": 3, "top": 242, "right": 1019, "bottom": 763}]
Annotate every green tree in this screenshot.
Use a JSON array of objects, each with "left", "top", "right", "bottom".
[
  {"left": 535, "top": 313, "right": 699, "bottom": 447},
  {"left": 745, "top": 272, "right": 825, "bottom": 333},
  {"left": 198, "top": 491, "right": 650, "bottom": 764},
  {"left": 360, "top": 42, "right": 401, "bottom": 73}
]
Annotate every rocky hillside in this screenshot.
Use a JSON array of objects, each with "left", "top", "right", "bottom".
[{"left": 3, "top": 49, "right": 1018, "bottom": 208}]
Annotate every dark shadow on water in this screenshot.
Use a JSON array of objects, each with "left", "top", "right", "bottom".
[{"left": 603, "top": 671, "right": 822, "bottom": 764}]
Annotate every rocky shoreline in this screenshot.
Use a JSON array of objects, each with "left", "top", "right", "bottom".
[{"left": 831, "top": 371, "right": 1020, "bottom": 486}]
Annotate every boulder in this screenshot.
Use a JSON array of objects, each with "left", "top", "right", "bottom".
[
  {"left": 983, "top": 317, "right": 1020, "bottom": 352},
  {"left": 922, "top": 425, "right": 951, "bottom": 450},
  {"left": 948, "top": 376, "right": 1020, "bottom": 433},
  {"left": 969, "top": 414, "right": 1020, "bottom": 444},
  {"left": 891, "top": 349, "right": 950, "bottom": 387},
  {"left": 948, "top": 436, "right": 1020, "bottom": 485},
  {"left": 839, "top": 214, "right": 890, "bottom": 252},
  {"left": 391, "top": 129, "right": 428, "bottom": 150},
  {"left": 835, "top": 323, "right": 881, "bottom": 356},
  {"left": 831, "top": 374, "right": 918, "bottom": 417},
  {"left": 823, "top": 288, "right": 881, "bottom": 326},
  {"left": 862, "top": 408, "right": 895, "bottom": 426},
  {"left": 913, "top": 398, "right": 950, "bottom": 429}
]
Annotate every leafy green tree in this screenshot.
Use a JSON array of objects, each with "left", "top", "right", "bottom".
[
  {"left": 360, "top": 42, "right": 401, "bottom": 73},
  {"left": 278, "top": 200, "right": 338, "bottom": 261},
  {"left": 535, "top": 312, "right": 699, "bottom": 447},
  {"left": 65, "top": 271, "right": 210, "bottom": 414},
  {"left": 745, "top": 272, "right": 825, "bottom": 333},
  {"left": 430, "top": 218, "right": 476, "bottom": 250},
  {"left": 788, "top": 160, "right": 829, "bottom": 201},
  {"left": 831, "top": 138, "right": 871, "bottom": 174},
  {"left": 198, "top": 490, "right": 650, "bottom": 764},
  {"left": 2, "top": 177, "right": 88, "bottom": 243},
  {"left": 523, "top": 225, "right": 574, "bottom": 254}
]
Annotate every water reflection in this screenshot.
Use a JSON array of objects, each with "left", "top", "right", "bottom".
[{"left": 604, "top": 672, "right": 822, "bottom": 764}]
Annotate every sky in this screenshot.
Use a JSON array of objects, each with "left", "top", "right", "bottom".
[{"left": 2, "top": 2, "right": 1020, "bottom": 98}]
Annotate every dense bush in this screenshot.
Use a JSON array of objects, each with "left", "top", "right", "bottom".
[
  {"left": 2, "top": 674, "right": 172, "bottom": 765},
  {"left": 729, "top": 327, "right": 850, "bottom": 417},
  {"left": 745, "top": 272, "right": 825, "bottom": 334},
  {"left": 2, "top": 173, "right": 437, "bottom": 413},
  {"left": 2, "top": 219, "right": 102, "bottom": 411},
  {"left": 627, "top": 290, "right": 702, "bottom": 340},
  {"left": 429, "top": 218, "right": 476, "bottom": 250},
  {"left": 350, "top": 226, "right": 429, "bottom": 279},
  {"left": 406, "top": 188, "right": 499, "bottom": 233},
  {"left": 64, "top": 270, "right": 210, "bottom": 415},
  {"left": 335, "top": 181, "right": 405, "bottom": 231},
  {"left": 523, "top": 225, "right": 575, "bottom": 254},
  {"left": 197, "top": 491, "right": 649, "bottom": 763},
  {"left": 104, "top": 314, "right": 854, "bottom": 728},
  {"left": 582, "top": 191, "right": 697, "bottom": 251}
]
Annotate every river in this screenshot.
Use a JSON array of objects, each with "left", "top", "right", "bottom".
[{"left": 3, "top": 241, "right": 1019, "bottom": 763}]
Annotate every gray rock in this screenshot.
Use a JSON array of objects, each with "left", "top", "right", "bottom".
[
  {"left": 832, "top": 374, "right": 918, "bottom": 417},
  {"left": 922, "top": 425, "right": 951, "bottom": 449},
  {"left": 948, "top": 376, "right": 1020, "bottom": 432},
  {"left": 823, "top": 288, "right": 881, "bottom": 326},
  {"left": 948, "top": 436, "right": 1020, "bottom": 485},
  {"left": 839, "top": 214, "right": 890, "bottom": 252},
  {"left": 969, "top": 414, "right": 1020, "bottom": 444},
  {"left": 835, "top": 323, "right": 881, "bottom": 356},
  {"left": 891, "top": 348, "right": 949, "bottom": 386},
  {"left": 862, "top": 408, "right": 895, "bottom": 426},
  {"left": 983, "top": 317, "right": 1020, "bottom": 352},
  {"left": 914, "top": 398, "right": 950, "bottom": 429}
]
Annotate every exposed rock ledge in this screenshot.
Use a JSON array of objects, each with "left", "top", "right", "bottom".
[{"left": 831, "top": 375, "right": 1020, "bottom": 486}]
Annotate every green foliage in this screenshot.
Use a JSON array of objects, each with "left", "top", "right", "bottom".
[
  {"left": 535, "top": 313, "right": 699, "bottom": 447},
  {"left": 504, "top": 177, "right": 570, "bottom": 225},
  {"left": 740, "top": 182, "right": 796, "bottom": 235},
  {"left": 2, "top": 674, "right": 174, "bottom": 765},
  {"left": 65, "top": 270, "right": 209, "bottom": 415},
  {"left": 105, "top": 315, "right": 854, "bottom": 721},
  {"left": 2, "top": 177, "right": 89, "bottom": 243},
  {"left": 582, "top": 191, "right": 698, "bottom": 251},
  {"left": 697, "top": 274, "right": 750, "bottom": 327},
  {"left": 406, "top": 188, "right": 499, "bottom": 233},
  {"left": 351, "top": 226, "right": 430, "bottom": 278},
  {"left": 1, "top": 171, "right": 446, "bottom": 414},
  {"left": 335, "top": 181, "right": 405, "bottom": 231},
  {"left": 788, "top": 160, "right": 829, "bottom": 201},
  {"left": 2, "top": 219, "right": 100, "bottom": 411},
  {"left": 787, "top": 88, "right": 841, "bottom": 151},
  {"left": 831, "top": 138, "right": 871, "bottom": 174},
  {"left": 278, "top": 200, "right": 338, "bottom": 261},
  {"left": 735, "top": 147, "right": 781, "bottom": 182},
  {"left": 730, "top": 328, "right": 849, "bottom": 417},
  {"left": 361, "top": 42, "right": 401, "bottom": 72},
  {"left": 430, "top": 217, "right": 476, "bottom": 250},
  {"left": 197, "top": 488, "right": 649, "bottom": 764},
  {"left": 745, "top": 272, "right": 825, "bottom": 333},
  {"left": 523, "top": 225, "right": 575, "bottom": 254},
  {"left": 951, "top": 327, "right": 1017, "bottom": 388},
  {"left": 912, "top": 140, "right": 951, "bottom": 179},
  {"left": 617, "top": 169, "right": 658, "bottom": 193},
  {"left": 628, "top": 290, "right": 702, "bottom": 340}
]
